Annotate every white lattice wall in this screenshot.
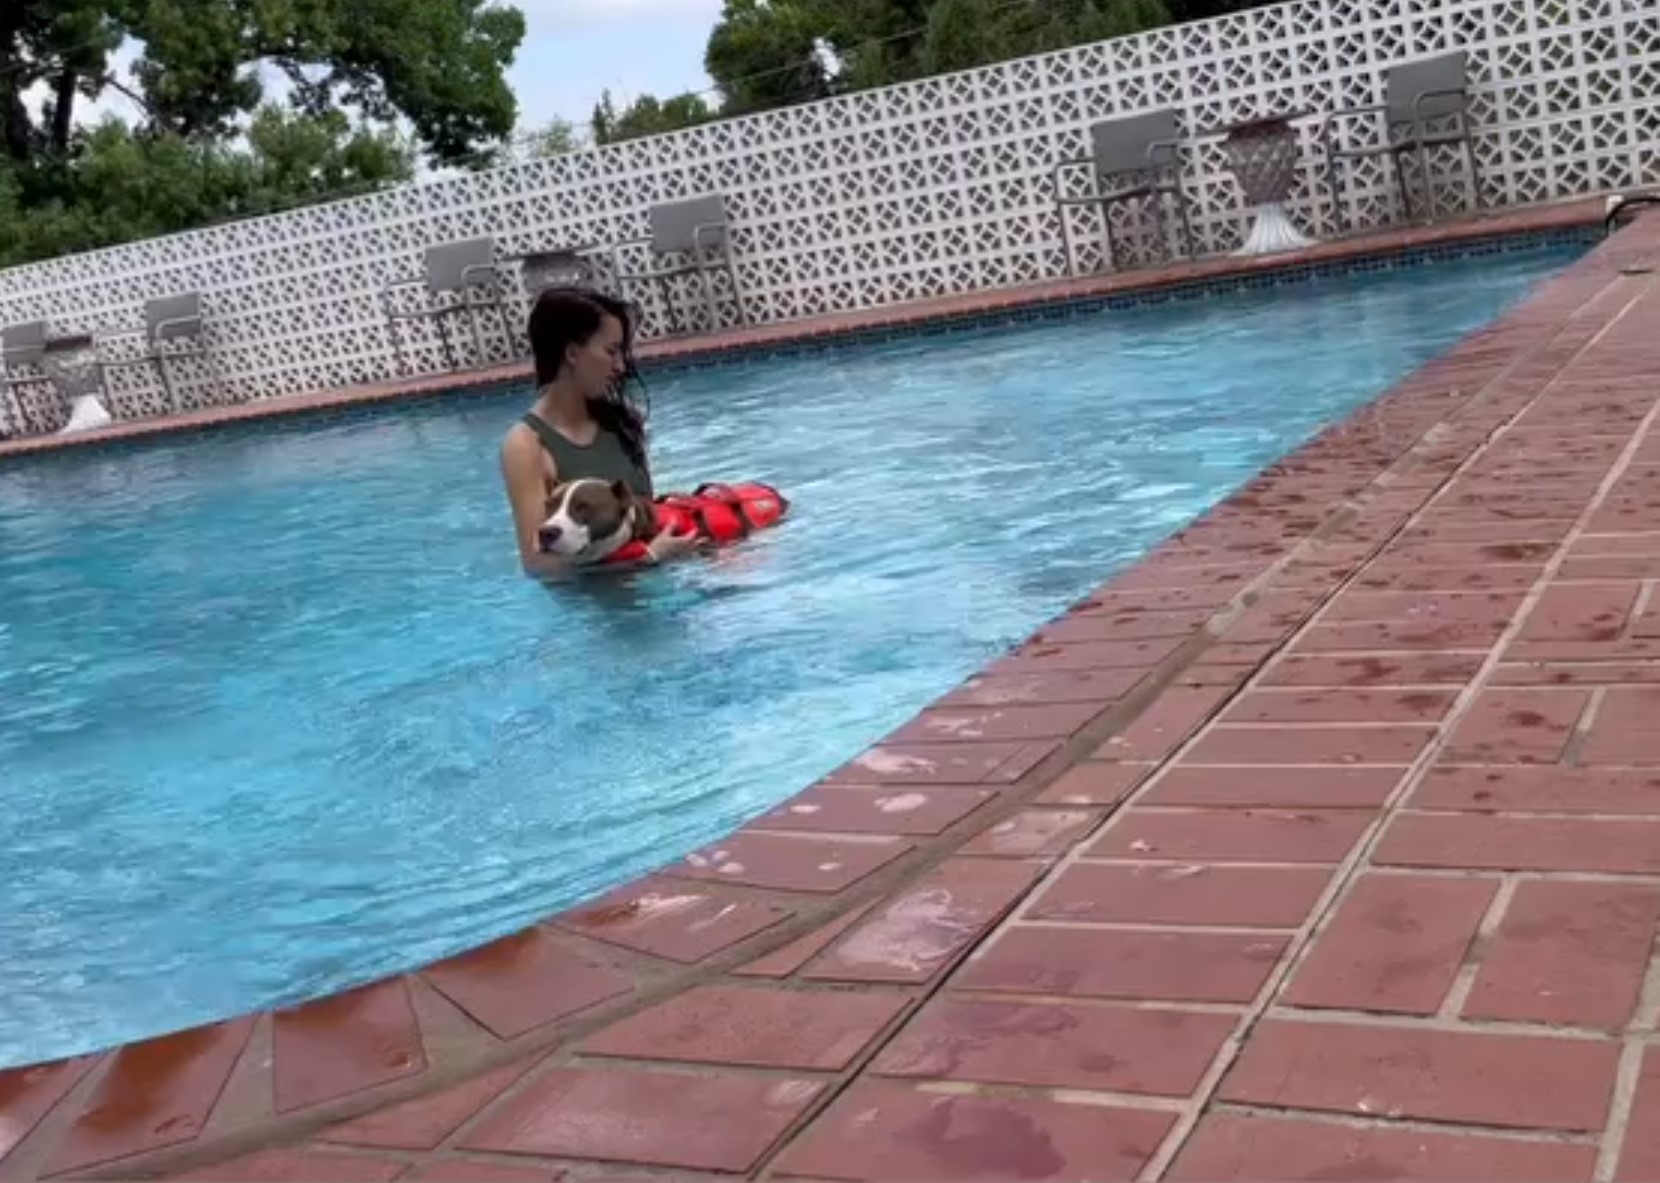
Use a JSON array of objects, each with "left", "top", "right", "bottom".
[{"left": 0, "top": 0, "right": 1654, "bottom": 427}]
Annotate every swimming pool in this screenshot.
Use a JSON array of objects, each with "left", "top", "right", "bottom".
[{"left": 0, "top": 240, "right": 1584, "bottom": 1069}]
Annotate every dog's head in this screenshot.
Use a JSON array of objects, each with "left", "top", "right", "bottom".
[{"left": 537, "top": 478, "right": 645, "bottom": 560}]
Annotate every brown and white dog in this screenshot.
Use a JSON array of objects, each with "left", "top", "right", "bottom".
[{"left": 537, "top": 478, "right": 654, "bottom": 563}]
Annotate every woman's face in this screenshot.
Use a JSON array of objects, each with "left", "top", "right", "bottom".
[{"left": 564, "top": 313, "right": 626, "bottom": 397}]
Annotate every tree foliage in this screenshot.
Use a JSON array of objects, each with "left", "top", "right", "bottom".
[
  {"left": 588, "top": 0, "right": 1267, "bottom": 144},
  {"left": 528, "top": 116, "right": 584, "bottom": 158},
  {"left": 0, "top": 0, "right": 519, "bottom": 267},
  {"left": 590, "top": 90, "right": 717, "bottom": 146},
  {"left": 705, "top": 0, "right": 836, "bottom": 116},
  {"left": 0, "top": 107, "right": 414, "bottom": 267},
  {"left": 2, "top": 0, "right": 523, "bottom": 166}
]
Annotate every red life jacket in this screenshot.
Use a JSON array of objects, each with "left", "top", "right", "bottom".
[{"left": 606, "top": 481, "right": 790, "bottom": 565}]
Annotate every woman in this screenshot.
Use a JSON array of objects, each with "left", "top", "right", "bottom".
[{"left": 500, "top": 288, "right": 701, "bottom": 577}]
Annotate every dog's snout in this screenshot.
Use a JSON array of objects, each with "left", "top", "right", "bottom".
[{"left": 538, "top": 525, "right": 563, "bottom": 551}]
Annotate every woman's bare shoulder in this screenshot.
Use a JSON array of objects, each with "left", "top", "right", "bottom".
[{"left": 501, "top": 421, "right": 542, "bottom": 464}]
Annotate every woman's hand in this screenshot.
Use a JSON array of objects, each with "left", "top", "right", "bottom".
[{"left": 645, "top": 525, "right": 706, "bottom": 565}]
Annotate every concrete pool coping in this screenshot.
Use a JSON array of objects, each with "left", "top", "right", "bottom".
[{"left": 7, "top": 195, "right": 1660, "bottom": 1181}]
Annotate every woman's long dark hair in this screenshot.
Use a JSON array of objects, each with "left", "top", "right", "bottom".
[{"left": 527, "top": 286, "right": 651, "bottom": 472}]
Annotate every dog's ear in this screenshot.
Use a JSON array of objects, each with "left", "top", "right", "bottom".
[{"left": 610, "top": 479, "right": 635, "bottom": 508}]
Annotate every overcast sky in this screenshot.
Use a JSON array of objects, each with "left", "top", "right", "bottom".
[
  {"left": 37, "top": 0, "right": 724, "bottom": 146},
  {"left": 516, "top": 0, "right": 723, "bottom": 131}
]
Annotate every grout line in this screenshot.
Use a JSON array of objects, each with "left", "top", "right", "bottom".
[
  {"left": 1438, "top": 876, "right": 1518, "bottom": 1020},
  {"left": 1562, "top": 687, "right": 1609, "bottom": 766},
  {"left": 1631, "top": 944, "right": 1660, "bottom": 1036},
  {"left": 908, "top": 1079, "right": 1190, "bottom": 1112},
  {"left": 1072, "top": 856, "right": 1356, "bottom": 870},
  {"left": 1194, "top": 721, "right": 1444, "bottom": 730},
  {"left": 941, "top": 990, "right": 1248, "bottom": 1013},
  {"left": 1420, "top": 765, "right": 1660, "bottom": 778},
  {"left": 1597, "top": 1042, "right": 1649, "bottom": 1182},
  {"left": 1631, "top": 580, "right": 1658, "bottom": 626},
  {"left": 1254, "top": 1005, "right": 1660, "bottom": 1043},
  {"left": 1109, "top": 760, "right": 1419, "bottom": 769},
  {"left": 1361, "top": 866, "right": 1660, "bottom": 885},
  {"left": 1012, "top": 919, "right": 1299, "bottom": 935},
  {"left": 1211, "top": 1100, "right": 1601, "bottom": 1145}
]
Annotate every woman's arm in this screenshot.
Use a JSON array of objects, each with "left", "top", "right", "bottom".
[{"left": 500, "top": 428, "right": 574, "bottom": 580}]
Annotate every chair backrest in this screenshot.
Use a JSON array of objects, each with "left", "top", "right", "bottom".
[
  {"left": 1091, "top": 109, "right": 1182, "bottom": 176},
  {"left": 424, "top": 237, "right": 497, "bottom": 291},
  {"left": 145, "top": 292, "right": 204, "bottom": 343},
  {"left": 2, "top": 321, "right": 48, "bottom": 367},
  {"left": 1386, "top": 50, "right": 1470, "bottom": 123},
  {"left": 649, "top": 195, "right": 728, "bottom": 254}
]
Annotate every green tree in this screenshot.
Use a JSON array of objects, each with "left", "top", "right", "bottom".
[
  {"left": 0, "top": 0, "right": 513, "bottom": 268},
  {"left": 590, "top": 89, "right": 715, "bottom": 145},
  {"left": 1, "top": 0, "right": 525, "bottom": 169},
  {"left": 2, "top": 0, "right": 124, "bottom": 159},
  {"left": 0, "top": 107, "right": 414, "bottom": 267},
  {"left": 704, "top": 0, "right": 835, "bottom": 115},
  {"left": 916, "top": 0, "right": 1002, "bottom": 74},
  {"left": 695, "top": 0, "right": 1242, "bottom": 110},
  {"left": 529, "top": 116, "right": 584, "bottom": 157}
]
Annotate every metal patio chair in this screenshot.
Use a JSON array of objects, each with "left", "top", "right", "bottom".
[
  {"left": 94, "top": 292, "right": 214, "bottom": 414},
  {"left": 380, "top": 236, "right": 512, "bottom": 376},
  {"left": 1054, "top": 109, "right": 1197, "bottom": 274},
  {"left": 1319, "top": 50, "right": 1483, "bottom": 232},
  {"left": 1, "top": 321, "right": 48, "bottom": 437},
  {"left": 609, "top": 195, "right": 747, "bottom": 336}
]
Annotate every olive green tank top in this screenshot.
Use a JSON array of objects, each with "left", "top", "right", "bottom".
[{"left": 521, "top": 412, "right": 653, "bottom": 499}]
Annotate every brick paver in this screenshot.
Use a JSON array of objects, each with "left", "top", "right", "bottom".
[
  {"left": 5, "top": 200, "right": 1660, "bottom": 1181},
  {"left": 1279, "top": 873, "right": 1499, "bottom": 1015}
]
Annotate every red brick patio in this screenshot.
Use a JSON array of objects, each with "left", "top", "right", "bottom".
[{"left": 6, "top": 197, "right": 1660, "bottom": 1182}]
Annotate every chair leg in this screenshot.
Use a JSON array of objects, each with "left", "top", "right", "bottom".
[
  {"left": 1326, "top": 155, "right": 1348, "bottom": 237},
  {"left": 659, "top": 276, "right": 684, "bottom": 337},
  {"left": 1463, "top": 134, "right": 1483, "bottom": 213},
  {"left": 494, "top": 297, "right": 515, "bottom": 361},
  {"left": 1173, "top": 183, "right": 1195, "bottom": 260},
  {"left": 1, "top": 382, "right": 22, "bottom": 438},
  {"left": 387, "top": 317, "right": 413, "bottom": 378},
  {"left": 156, "top": 352, "right": 180, "bottom": 414},
  {"left": 1416, "top": 141, "right": 1434, "bottom": 223},
  {"left": 20, "top": 380, "right": 41, "bottom": 435},
  {"left": 1059, "top": 202, "right": 1079, "bottom": 277},
  {"left": 1392, "top": 149, "right": 1416, "bottom": 225},
  {"left": 1149, "top": 192, "right": 1171, "bottom": 265},
  {"left": 1100, "top": 200, "right": 1120, "bottom": 272},
  {"left": 725, "top": 257, "right": 748, "bottom": 328},
  {"left": 435, "top": 313, "right": 459, "bottom": 371},
  {"left": 202, "top": 344, "right": 226, "bottom": 409},
  {"left": 464, "top": 301, "right": 488, "bottom": 368},
  {"left": 694, "top": 264, "right": 718, "bottom": 334}
]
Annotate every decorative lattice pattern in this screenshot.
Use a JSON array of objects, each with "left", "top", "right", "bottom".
[{"left": 0, "top": 0, "right": 1653, "bottom": 426}]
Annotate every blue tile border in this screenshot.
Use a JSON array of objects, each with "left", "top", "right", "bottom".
[{"left": 0, "top": 223, "right": 1603, "bottom": 467}]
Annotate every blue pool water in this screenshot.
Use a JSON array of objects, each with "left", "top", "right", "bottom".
[{"left": 0, "top": 242, "right": 1582, "bottom": 1068}]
